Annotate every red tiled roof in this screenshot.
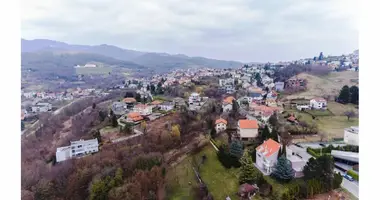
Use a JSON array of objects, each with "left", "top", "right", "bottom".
[
  {"left": 151, "top": 100, "right": 162, "bottom": 105},
  {"left": 223, "top": 96, "right": 235, "bottom": 104},
  {"left": 287, "top": 116, "right": 296, "bottom": 121},
  {"left": 123, "top": 98, "right": 136, "bottom": 103},
  {"left": 127, "top": 112, "right": 143, "bottom": 122},
  {"left": 215, "top": 118, "right": 227, "bottom": 125},
  {"left": 256, "top": 139, "right": 281, "bottom": 158},
  {"left": 239, "top": 119, "right": 259, "bottom": 129},
  {"left": 312, "top": 97, "right": 326, "bottom": 102}
]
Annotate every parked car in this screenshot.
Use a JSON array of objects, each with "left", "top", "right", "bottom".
[{"left": 343, "top": 174, "right": 354, "bottom": 181}]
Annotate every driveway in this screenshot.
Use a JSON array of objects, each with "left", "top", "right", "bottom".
[
  {"left": 334, "top": 168, "right": 359, "bottom": 198},
  {"left": 111, "top": 129, "right": 143, "bottom": 143}
]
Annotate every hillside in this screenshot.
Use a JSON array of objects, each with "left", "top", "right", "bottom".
[
  {"left": 21, "top": 39, "right": 244, "bottom": 73},
  {"left": 285, "top": 71, "right": 359, "bottom": 100}
]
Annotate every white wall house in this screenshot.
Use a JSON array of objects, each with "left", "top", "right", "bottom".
[
  {"left": 237, "top": 119, "right": 259, "bottom": 141},
  {"left": 256, "top": 139, "right": 281, "bottom": 174},
  {"left": 133, "top": 104, "right": 153, "bottom": 116},
  {"left": 223, "top": 96, "right": 235, "bottom": 113},
  {"left": 159, "top": 102, "right": 174, "bottom": 111},
  {"left": 344, "top": 126, "right": 359, "bottom": 146},
  {"left": 310, "top": 97, "right": 327, "bottom": 110},
  {"left": 189, "top": 92, "right": 201, "bottom": 104},
  {"left": 215, "top": 118, "right": 227, "bottom": 133},
  {"left": 56, "top": 139, "right": 99, "bottom": 163},
  {"left": 31, "top": 102, "right": 52, "bottom": 113}
]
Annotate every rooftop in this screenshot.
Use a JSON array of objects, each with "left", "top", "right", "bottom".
[
  {"left": 223, "top": 96, "right": 235, "bottom": 104},
  {"left": 123, "top": 98, "right": 136, "bottom": 103},
  {"left": 256, "top": 139, "right": 281, "bottom": 158},
  {"left": 239, "top": 119, "right": 259, "bottom": 129},
  {"left": 215, "top": 118, "right": 227, "bottom": 125},
  {"left": 331, "top": 150, "right": 359, "bottom": 163}
]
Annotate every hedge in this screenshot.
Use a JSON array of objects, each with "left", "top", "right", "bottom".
[
  {"left": 307, "top": 147, "right": 320, "bottom": 158},
  {"left": 347, "top": 170, "right": 359, "bottom": 181}
]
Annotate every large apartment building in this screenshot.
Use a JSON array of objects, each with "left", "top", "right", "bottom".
[{"left": 56, "top": 139, "right": 99, "bottom": 163}]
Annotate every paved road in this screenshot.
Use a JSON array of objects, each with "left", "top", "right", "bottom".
[
  {"left": 111, "top": 129, "right": 143, "bottom": 143},
  {"left": 335, "top": 168, "right": 359, "bottom": 198}
]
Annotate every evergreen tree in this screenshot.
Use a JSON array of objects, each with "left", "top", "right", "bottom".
[
  {"left": 112, "top": 115, "right": 118, "bottom": 127},
  {"left": 318, "top": 52, "right": 324, "bottom": 60},
  {"left": 135, "top": 93, "right": 142, "bottom": 102},
  {"left": 229, "top": 140, "right": 244, "bottom": 158},
  {"left": 303, "top": 155, "right": 335, "bottom": 191},
  {"left": 92, "top": 103, "right": 96, "bottom": 109},
  {"left": 338, "top": 85, "right": 350, "bottom": 104},
  {"left": 261, "top": 125, "right": 271, "bottom": 141},
  {"left": 21, "top": 121, "right": 25, "bottom": 131},
  {"left": 271, "top": 156, "right": 295, "bottom": 182},
  {"left": 210, "top": 127, "right": 217, "bottom": 139},
  {"left": 349, "top": 86, "right": 359, "bottom": 105},
  {"left": 239, "top": 150, "right": 257, "bottom": 184}
]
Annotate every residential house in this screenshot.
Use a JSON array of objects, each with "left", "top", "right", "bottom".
[
  {"left": 133, "top": 104, "right": 153, "bottom": 116},
  {"left": 215, "top": 118, "right": 227, "bottom": 133},
  {"left": 159, "top": 101, "right": 174, "bottom": 111},
  {"left": 237, "top": 119, "right": 259, "bottom": 141},
  {"left": 111, "top": 102, "right": 127, "bottom": 116},
  {"left": 285, "top": 145, "right": 312, "bottom": 178},
  {"left": 123, "top": 97, "right": 137, "bottom": 109},
  {"left": 56, "top": 139, "right": 99, "bottom": 163},
  {"left": 189, "top": 92, "right": 201, "bottom": 105},
  {"left": 255, "top": 139, "right": 281, "bottom": 174},
  {"left": 285, "top": 78, "right": 306, "bottom": 88},
  {"left": 150, "top": 100, "right": 162, "bottom": 108},
  {"left": 266, "top": 91, "right": 278, "bottom": 100},
  {"left": 223, "top": 96, "right": 235, "bottom": 113},
  {"left": 265, "top": 99, "right": 277, "bottom": 107},
  {"left": 237, "top": 184, "right": 259, "bottom": 199},
  {"left": 31, "top": 102, "right": 52, "bottom": 113},
  {"left": 344, "top": 126, "right": 359, "bottom": 146},
  {"left": 248, "top": 87, "right": 264, "bottom": 101},
  {"left": 310, "top": 97, "right": 327, "bottom": 110}
]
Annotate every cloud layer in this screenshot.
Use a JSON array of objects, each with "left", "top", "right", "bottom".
[{"left": 21, "top": 0, "right": 358, "bottom": 62}]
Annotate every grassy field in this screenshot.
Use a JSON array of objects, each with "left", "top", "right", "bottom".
[
  {"left": 285, "top": 71, "right": 358, "bottom": 100},
  {"left": 166, "top": 145, "right": 241, "bottom": 200},
  {"left": 283, "top": 101, "right": 359, "bottom": 139},
  {"left": 76, "top": 67, "right": 112, "bottom": 75}
]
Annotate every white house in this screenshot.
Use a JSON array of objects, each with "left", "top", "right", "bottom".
[
  {"left": 189, "top": 92, "right": 201, "bottom": 105},
  {"left": 310, "top": 97, "right": 327, "bottom": 110},
  {"left": 344, "top": 126, "right": 359, "bottom": 146},
  {"left": 215, "top": 118, "right": 227, "bottom": 133},
  {"left": 32, "top": 102, "right": 52, "bottom": 113},
  {"left": 159, "top": 102, "right": 174, "bottom": 111},
  {"left": 133, "top": 104, "right": 153, "bottom": 116},
  {"left": 223, "top": 96, "right": 235, "bottom": 113},
  {"left": 237, "top": 119, "right": 259, "bottom": 141},
  {"left": 56, "top": 139, "right": 99, "bottom": 163},
  {"left": 286, "top": 145, "right": 312, "bottom": 178},
  {"left": 255, "top": 139, "right": 281, "bottom": 174}
]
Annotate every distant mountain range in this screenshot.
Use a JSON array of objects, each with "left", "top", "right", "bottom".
[{"left": 21, "top": 39, "right": 244, "bottom": 73}]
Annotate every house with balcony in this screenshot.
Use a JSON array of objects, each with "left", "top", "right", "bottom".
[
  {"left": 255, "top": 139, "right": 281, "bottom": 175},
  {"left": 189, "top": 92, "right": 201, "bottom": 105},
  {"left": 237, "top": 119, "right": 259, "bottom": 142},
  {"left": 56, "top": 139, "right": 99, "bottom": 163},
  {"left": 159, "top": 101, "right": 174, "bottom": 111},
  {"left": 133, "top": 104, "right": 152, "bottom": 116},
  {"left": 310, "top": 97, "right": 327, "bottom": 110},
  {"left": 215, "top": 118, "right": 227, "bottom": 133}
]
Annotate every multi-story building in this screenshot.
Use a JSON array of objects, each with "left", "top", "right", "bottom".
[
  {"left": 215, "top": 118, "right": 227, "bottom": 133},
  {"left": 344, "top": 126, "right": 359, "bottom": 146},
  {"left": 237, "top": 119, "right": 259, "bottom": 142},
  {"left": 255, "top": 139, "right": 281, "bottom": 174},
  {"left": 310, "top": 97, "right": 327, "bottom": 110},
  {"left": 56, "top": 139, "right": 99, "bottom": 163},
  {"left": 189, "top": 92, "right": 201, "bottom": 105}
]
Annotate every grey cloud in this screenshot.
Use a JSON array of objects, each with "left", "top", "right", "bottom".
[{"left": 21, "top": 0, "right": 358, "bottom": 62}]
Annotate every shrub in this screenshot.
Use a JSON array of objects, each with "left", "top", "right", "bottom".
[
  {"left": 347, "top": 170, "right": 359, "bottom": 181},
  {"left": 306, "top": 148, "right": 320, "bottom": 158},
  {"left": 333, "top": 172, "right": 343, "bottom": 189}
]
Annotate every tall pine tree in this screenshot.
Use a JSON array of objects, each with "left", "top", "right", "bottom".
[
  {"left": 349, "top": 86, "right": 359, "bottom": 105},
  {"left": 271, "top": 156, "right": 295, "bottom": 182},
  {"left": 239, "top": 150, "right": 257, "bottom": 184},
  {"left": 338, "top": 85, "right": 350, "bottom": 104},
  {"left": 229, "top": 140, "right": 244, "bottom": 159}
]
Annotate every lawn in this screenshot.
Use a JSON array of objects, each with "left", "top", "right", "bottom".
[
  {"left": 263, "top": 176, "right": 304, "bottom": 198},
  {"left": 327, "top": 101, "right": 358, "bottom": 116},
  {"left": 166, "top": 145, "right": 241, "bottom": 200},
  {"left": 317, "top": 116, "right": 359, "bottom": 139}
]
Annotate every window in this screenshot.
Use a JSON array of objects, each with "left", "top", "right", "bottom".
[
  {"left": 71, "top": 146, "right": 75, "bottom": 149},
  {"left": 242, "top": 138, "right": 249, "bottom": 141},
  {"left": 72, "top": 150, "right": 75, "bottom": 153},
  {"left": 78, "top": 145, "right": 82, "bottom": 148}
]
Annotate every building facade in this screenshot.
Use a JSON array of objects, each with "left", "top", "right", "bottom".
[
  {"left": 344, "top": 126, "right": 359, "bottom": 146},
  {"left": 56, "top": 139, "right": 99, "bottom": 163}
]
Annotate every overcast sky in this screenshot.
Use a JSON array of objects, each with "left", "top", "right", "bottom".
[{"left": 21, "top": 0, "right": 358, "bottom": 62}]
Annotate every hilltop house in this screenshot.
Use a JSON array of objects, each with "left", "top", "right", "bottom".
[
  {"left": 111, "top": 102, "right": 127, "bottom": 116},
  {"left": 56, "top": 139, "right": 99, "bottom": 163},
  {"left": 133, "top": 104, "right": 152, "bottom": 116},
  {"left": 237, "top": 119, "right": 259, "bottom": 141},
  {"left": 255, "top": 139, "right": 281, "bottom": 174},
  {"left": 274, "top": 82, "right": 285, "bottom": 91},
  {"left": 159, "top": 101, "right": 174, "bottom": 111},
  {"left": 150, "top": 100, "right": 162, "bottom": 108},
  {"left": 223, "top": 96, "right": 235, "bottom": 113},
  {"left": 123, "top": 97, "right": 137, "bottom": 109},
  {"left": 310, "top": 97, "right": 327, "bottom": 110},
  {"left": 189, "top": 92, "right": 201, "bottom": 105},
  {"left": 215, "top": 118, "right": 227, "bottom": 133},
  {"left": 31, "top": 102, "right": 52, "bottom": 113}
]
